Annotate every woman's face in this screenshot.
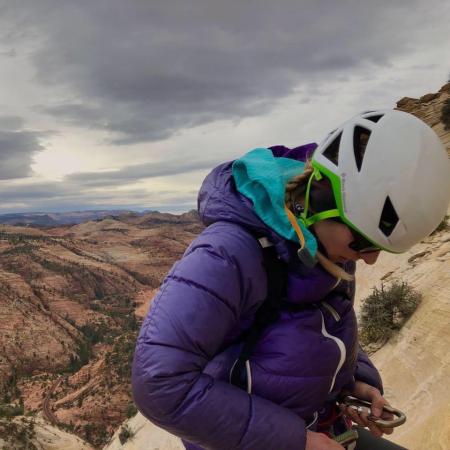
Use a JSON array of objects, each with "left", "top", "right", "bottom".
[{"left": 312, "top": 219, "right": 380, "bottom": 265}]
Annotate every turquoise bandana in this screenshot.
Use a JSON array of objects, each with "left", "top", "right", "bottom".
[{"left": 232, "top": 148, "right": 318, "bottom": 257}]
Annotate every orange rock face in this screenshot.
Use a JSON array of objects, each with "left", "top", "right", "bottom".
[{"left": 0, "top": 211, "right": 203, "bottom": 447}]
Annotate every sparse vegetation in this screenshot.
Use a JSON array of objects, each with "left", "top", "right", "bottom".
[
  {"left": 68, "top": 340, "right": 92, "bottom": 373},
  {"left": 2, "top": 368, "right": 21, "bottom": 403},
  {"left": 79, "top": 321, "right": 111, "bottom": 345},
  {"left": 65, "top": 307, "right": 139, "bottom": 374},
  {"left": 0, "top": 219, "right": 188, "bottom": 448},
  {"left": 77, "top": 422, "right": 109, "bottom": 447},
  {"left": 105, "top": 329, "right": 139, "bottom": 381},
  {"left": 1, "top": 243, "right": 36, "bottom": 255},
  {"left": 66, "top": 319, "right": 110, "bottom": 372},
  {"left": 359, "top": 281, "right": 422, "bottom": 347},
  {"left": 0, "top": 232, "right": 53, "bottom": 244},
  {"left": 119, "top": 424, "right": 134, "bottom": 445},
  {"left": 0, "top": 402, "right": 24, "bottom": 418},
  {"left": 126, "top": 403, "right": 138, "bottom": 418},
  {"left": 431, "top": 214, "right": 449, "bottom": 234},
  {"left": 441, "top": 98, "right": 450, "bottom": 130},
  {"left": 0, "top": 416, "right": 37, "bottom": 450}
]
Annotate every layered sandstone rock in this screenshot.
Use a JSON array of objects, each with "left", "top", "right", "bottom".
[
  {"left": 396, "top": 82, "right": 450, "bottom": 154},
  {"left": 355, "top": 216, "right": 450, "bottom": 450},
  {"left": 0, "top": 213, "right": 203, "bottom": 447}
]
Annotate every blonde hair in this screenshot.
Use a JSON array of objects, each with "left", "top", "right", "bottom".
[{"left": 285, "top": 160, "right": 354, "bottom": 282}]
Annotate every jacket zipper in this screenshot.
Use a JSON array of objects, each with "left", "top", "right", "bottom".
[
  {"left": 321, "top": 301, "right": 341, "bottom": 322},
  {"left": 319, "top": 311, "right": 346, "bottom": 392}
]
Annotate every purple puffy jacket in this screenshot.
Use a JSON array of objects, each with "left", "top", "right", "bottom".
[{"left": 131, "top": 145, "right": 383, "bottom": 450}]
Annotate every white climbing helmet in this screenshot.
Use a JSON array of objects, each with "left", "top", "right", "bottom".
[{"left": 310, "top": 109, "right": 450, "bottom": 253}]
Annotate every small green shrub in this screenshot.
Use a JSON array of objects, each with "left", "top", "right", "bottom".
[
  {"left": 359, "top": 281, "right": 422, "bottom": 346},
  {"left": 0, "top": 403, "right": 24, "bottom": 418},
  {"left": 118, "top": 424, "right": 134, "bottom": 445},
  {"left": 126, "top": 403, "right": 138, "bottom": 418},
  {"left": 441, "top": 98, "right": 450, "bottom": 130},
  {"left": 67, "top": 340, "right": 92, "bottom": 373},
  {"left": 431, "top": 215, "right": 449, "bottom": 234},
  {"left": 0, "top": 417, "right": 37, "bottom": 449}
]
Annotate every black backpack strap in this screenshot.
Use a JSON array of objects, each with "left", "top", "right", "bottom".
[{"left": 229, "top": 239, "right": 287, "bottom": 391}]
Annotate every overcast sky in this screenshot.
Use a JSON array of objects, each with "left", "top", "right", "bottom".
[{"left": 0, "top": 0, "right": 449, "bottom": 214}]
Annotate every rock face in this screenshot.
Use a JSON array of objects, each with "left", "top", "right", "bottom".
[
  {"left": 396, "top": 82, "right": 450, "bottom": 154},
  {"left": 104, "top": 413, "right": 184, "bottom": 450},
  {"left": 353, "top": 86, "right": 450, "bottom": 448},
  {"left": 0, "top": 212, "right": 203, "bottom": 447},
  {"left": 0, "top": 414, "right": 94, "bottom": 449},
  {"left": 355, "top": 219, "right": 450, "bottom": 450}
]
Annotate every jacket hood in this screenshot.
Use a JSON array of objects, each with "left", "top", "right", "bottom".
[
  {"left": 197, "top": 160, "right": 291, "bottom": 261},
  {"left": 198, "top": 160, "right": 268, "bottom": 232},
  {"left": 232, "top": 148, "right": 318, "bottom": 257},
  {"left": 197, "top": 145, "right": 317, "bottom": 262}
]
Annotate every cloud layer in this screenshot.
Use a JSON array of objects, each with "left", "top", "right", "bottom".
[
  {"left": 0, "top": 0, "right": 448, "bottom": 213},
  {"left": 0, "top": 116, "right": 45, "bottom": 179},
  {"left": 3, "top": 0, "right": 442, "bottom": 145}
]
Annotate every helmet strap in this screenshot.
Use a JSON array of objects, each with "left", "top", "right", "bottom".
[
  {"left": 303, "top": 209, "right": 340, "bottom": 227},
  {"left": 300, "top": 168, "right": 320, "bottom": 224},
  {"left": 300, "top": 168, "right": 340, "bottom": 228}
]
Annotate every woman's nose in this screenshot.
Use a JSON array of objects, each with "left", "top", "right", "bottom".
[{"left": 359, "top": 250, "right": 381, "bottom": 265}]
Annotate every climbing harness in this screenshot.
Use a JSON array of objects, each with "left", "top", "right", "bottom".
[{"left": 334, "top": 429, "right": 359, "bottom": 446}]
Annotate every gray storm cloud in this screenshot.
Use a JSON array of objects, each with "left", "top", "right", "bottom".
[
  {"left": 65, "top": 157, "right": 225, "bottom": 187},
  {"left": 0, "top": 0, "right": 448, "bottom": 213},
  {"left": 0, "top": 116, "right": 45, "bottom": 180},
  {"left": 2, "top": 0, "right": 441, "bottom": 144}
]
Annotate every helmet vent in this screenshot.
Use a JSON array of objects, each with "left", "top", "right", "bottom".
[
  {"left": 323, "top": 132, "right": 342, "bottom": 166},
  {"left": 366, "top": 114, "right": 384, "bottom": 123},
  {"left": 379, "top": 196, "right": 399, "bottom": 237},
  {"left": 353, "top": 126, "right": 370, "bottom": 172}
]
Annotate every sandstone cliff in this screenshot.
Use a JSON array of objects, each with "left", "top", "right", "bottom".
[{"left": 396, "top": 81, "right": 450, "bottom": 155}]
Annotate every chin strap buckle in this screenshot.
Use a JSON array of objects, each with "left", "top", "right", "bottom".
[
  {"left": 285, "top": 204, "right": 318, "bottom": 268},
  {"left": 297, "top": 247, "right": 317, "bottom": 268}
]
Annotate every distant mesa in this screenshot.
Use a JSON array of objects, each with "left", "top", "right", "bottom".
[{"left": 0, "top": 209, "right": 198, "bottom": 227}]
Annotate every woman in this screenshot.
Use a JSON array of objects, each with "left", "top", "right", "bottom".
[{"left": 132, "top": 110, "right": 450, "bottom": 450}]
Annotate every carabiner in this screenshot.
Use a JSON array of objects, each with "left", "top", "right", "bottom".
[{"left": 342, "top": 396, "right": 406, "bottom": 429}]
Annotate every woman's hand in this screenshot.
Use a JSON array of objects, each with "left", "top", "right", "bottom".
[
  {"left": 305, "top": 431, "right": 344, "bottom": 450},
  {"left": 341, "top": 380, "right": 394, "bottom": 438}
]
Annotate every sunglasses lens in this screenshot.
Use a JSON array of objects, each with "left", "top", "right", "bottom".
[
  {"left": 349, "top": 230, "right": 380, "bottom": 253},
  {"left": 350, "top": 243, "right": 379, "bottom": 253}
]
